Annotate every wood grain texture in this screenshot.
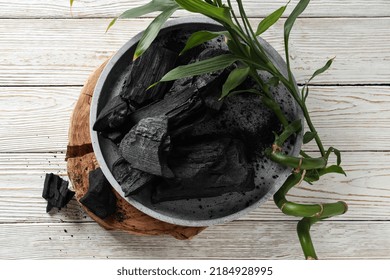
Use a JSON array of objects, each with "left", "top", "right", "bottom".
[
  {"left": 1, "top": 0, "right": 389, "bottom": 18},
  {"left": 1, "top": 86, "right": 389, "bottom": 153},
  {"left": 0, "top": 152, "right": 389, "bottom": 223},
  {"left": 0, "top": 18, "right": 389, "bottom": 86},
  {"left": 0, "top": 221, "right": 389, "bottom": 259}
]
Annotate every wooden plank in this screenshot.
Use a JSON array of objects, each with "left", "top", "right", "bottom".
[
  {"left": 0, "top": 18, "right": 389, "bottom": 85},
  {"left": 0, "top": 0, "right": 389, "bottom": 18},
  {"left": 0, "top": 152, "right": 389, "bottom": 223},
  {"left": 0, "top": 87, "right": 78, "bottom": 153},
  {"left": 0, "top": 221, "right": 389, "bottom": 259},
  {"left": 1, "top": 86, "right": 389, "bottom": 153}
]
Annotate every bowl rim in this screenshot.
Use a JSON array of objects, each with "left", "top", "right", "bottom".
[{"left": 90, "top": 16, "right": 303, "bottom": 227}]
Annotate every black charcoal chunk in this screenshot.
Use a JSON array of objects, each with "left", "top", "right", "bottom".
[
  {"left": 42, "top": 173, "right": 75, "bottom": 212},
  {"left": 120, "top": 46, "right": 178, "bottom": 107},
  {"left": 101, "top": 130, "right": 126, "bottom": 143},
  {"left": 152, "top": 139, "right": 255, "bottom": 202},
  {"left": 129, "top": 77, "right": 198, "bottom": 125},
  {"left": 166, "top": 94, "right": 209, "bottom": 137},
  {"left": 79, "top": 168, "right": 116, "bottom": 219},
  {"left": 168, "top": 138, "right": 230, "bottom": 179},
  {"left": 180, "top": 78, "right": 279, "bottom": 157},
  {"left": 93, "top": 95, "right": 135, "bottom": 132},
  {"left": 112, "top": 158, "right": 155, "bottom": 196},
  {"left": 119, "top": 116, "right": 173, "bottom": 178}
]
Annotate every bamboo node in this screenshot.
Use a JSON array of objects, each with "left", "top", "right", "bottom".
[
  {"left": 297, "top": 169, "right": 307, "bottom": 186},
  {"left": 294, "top": 157, "right": 303, "bottom": 173},
  {"left": 272, "top": 144, "right": 282, "bottom": 153},
  {"left": 340, "top": 201, "right": 349, "bottom": 214},
  {"left": 314, "top": 203, "right": 324, "bottom": 218},
  {"left": 280, "top": 202, "right": 287, "bottom": 212}
]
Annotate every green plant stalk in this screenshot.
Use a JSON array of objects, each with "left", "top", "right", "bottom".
[
  {"left": 277, "top": 75, "right": 326, "bottom": 157},
  {"left": 274, "top": 119, "right": 302, "bottom": 147},
  {"left": 297, "top": 200, "right": 347, "bottom": 260},
  {"left": 274, "top": 173, "right": 347, "bottom": 259},
  {"left": 297, "top": 217, "right": 320, "bottom": 259},
  {"left": 265, "top": 149, "right": 326, "bottom": 170}
]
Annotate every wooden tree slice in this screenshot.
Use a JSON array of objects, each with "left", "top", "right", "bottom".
[{"left": 66, "top": 60, "right": 205, "bottom": 240}]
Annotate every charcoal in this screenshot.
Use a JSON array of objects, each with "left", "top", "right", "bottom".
[
  {"left": 101, "top": 130, "right": 125, "bottom": 143},
  {"left": 119, "top": 116, "right": 173, "bottom": 178},
  {"left": 93, "top": 95, "right": 135, "bottom": 132},
  {"left": 129, "top": 77, "right": 198, "bottom": 125},
  {"left": 42, "top": 173, "right": 75, "bottom": 212},
  {"left": 168, "top": 138, "right": 231, "bottom": 179},
  {"left": 120, "top": 45, "right": 178, "bottom": 107},
  {"left": 166, "top": 94, "right": 209, "bottom": 137},
  {"left": 112, "top": 158, "right": 155, "bottom": 196},
  {"left": 79, "top": 168, "right": 116, "bottom": 219},
  {"left": 178, "top": 78, "right": 279, "bottom": 157},
  {"left": 152, "top": 139, "right": 255, "bottom": 202},
  {"left": 129, "top": 49, "right": 232, "bottom": 135}
]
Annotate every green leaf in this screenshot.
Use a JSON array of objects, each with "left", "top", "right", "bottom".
[
  {"left": 105, "top": 18, "right": 118, "bottom": 33},
  {"left": 180, "top": 30, "right": 228, "bottom": 55},
  {"left": 284, "top": 0, "right": 310, "bottom": 43},
  {"left": 284, "top": 0, "right": 310, "bottom": 80},
  {"left": 319, "top": 165, "right": 347, "bottom": 176},
  {"left": 303, "top": 131, "right": 317, "bottom": 144},
  {"left": 308, "top": 57, "right": 334, "bottom": 83},
  {"left": 134, "top": 6, "right": 178, "bottom": 59},
  {"left": 227, "top": 39, "right": 249, "bottom": 57},
  {"left": 267, "top": 76, "right": 280, "bottom": 87},
  {"left": 220, "top": 66, "right": 250, "bottom": 99},
  {"left": 70, "top": 0, "right": 74, "bottom": 7},
  {"left": 159, "top": 54, "right": 238, "bottom": 83},
  {"left": 275, "top": 119, "right": 302, "bottom": 146},
  {"left": 304, "top": 169, "right": 320, "bottom": 182},
  {"left": 228, "top": 89, "right": 263, "bottom": 97},
  {"left": 106, "top": 1, "right": 178, "bottom": 32},
  {"left": 175, "top": 0, "right": 234, "bottom": 26},
  {"left": 256, "top": 5, "right": 287, "bottom": 35},
  {"left": 325, "top": 147, "right": 342, "bottom": 166}
]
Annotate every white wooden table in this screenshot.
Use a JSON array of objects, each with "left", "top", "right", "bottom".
[{"left": 1, "top": 0, "right": 390, "bottom": 259}]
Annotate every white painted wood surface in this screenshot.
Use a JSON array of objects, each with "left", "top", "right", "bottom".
[{"left": 0, "top": 1, "right": 389, "bottom": 259}]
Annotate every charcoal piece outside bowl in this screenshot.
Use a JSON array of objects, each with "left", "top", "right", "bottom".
[{"left": 90, "top": 17, "right": 303, "bottom": 227}]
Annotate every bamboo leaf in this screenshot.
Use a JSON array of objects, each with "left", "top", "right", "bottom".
[
  {"left": 228, "top": 89, "right": 263, "bottom": 97},
  {"left": 159, "top": 54, "right": 237, "bottom": 83},
  {"left": 220, "top": 66, "right": 250, "bottom": 99},
  {"left": 267, "top": 76, "right": 280, "bottom": 87},
  {"left": 308, "top": 57, "right": 335, "bottom": 83},
  {"left": 106, "top": 18, "right": 118, "bottom": 33},
  {"left": 227, "top": 39, "right": 249, "bottom": 57},
  {"left": 175, "top": 0, "right": 234, "bottom": 26},
  {"left": 180, "top": 30, "right": 228, "bottom": 55},
  {"left": 134, "top": 6, "right": 178, "bottom": 59},
  {"left": 303, "top": 131, "right": 317, "bottom": 144},
  {"left": 106, "top": 1, "right": 178, "bottom": 32},
  {"left": 256, "top": 5, "right": 287, "bottom": 35},
  {"left": 284, "top": 0, "right": 310, "bottom": 80},
  {"left": 319, "top": 165, "right": 346, "bottom": 176},
  {"left": 325, "top": 147, "right": 342, "bottom": 166},
  {"left": 284, "top": 0, "right": 310, "bottom": 44},
  {"left": 304, "top": 169, "right": 320, "bottom": 182}
]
